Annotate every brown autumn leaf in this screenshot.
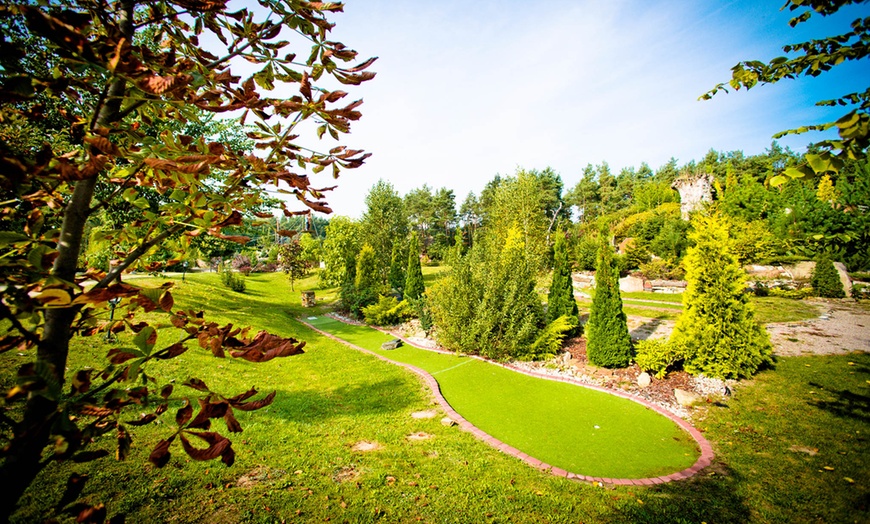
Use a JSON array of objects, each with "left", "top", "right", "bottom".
[
  {"left": 107, "top": 348, "right": 138, "bottom": 364},
  {"left": 231, "top": 390, "right": 276, "bottom": 412},
  {"left": 187, "top": 398, "right": 229, "bottom": 430},
  {"left": 277, "top": 229, "right": 297, "bottom": 237},
  {"left": 229, "top": 331, "right": 305, "bottom": 363},
  {"left": 159, "top": 290, "right": 174, "bottom": 311},
  {"left": 149, "top": 439, "right": 173, "bottom": 468},
  {"left": 224, "top": 406, "right": 242, "bottom": 433},
  {"left": 176, "top": 400, "right": 193, "bottom": 427},
  {"left": 126, "top": 413, "right": 158, "bottom": 426},
  {"left": 179, "top": 432, "right": 231, "bottom": 461},
  {"left": 227, "top": 387, "right": 259, "bottom": 404},
  {"left": 70, "top": 369, "right": 92, "bottom": 394},
  {"left": 84, "top": 136, "right": 121, "bottom": 156},
  {"left": 79, "top": 405, "right": 114, "bottom": 417},
  {"left": 137, "top": 74, "right": 193, "bottom": 95}
]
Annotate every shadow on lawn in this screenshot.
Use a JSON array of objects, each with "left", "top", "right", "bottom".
[
  {"left": 808, "top": 381, "right": 870, "bottom": 424},
  {"left": 269, "top": 378, "right": 417, "bottom": 423},
  {"left": 604, "top": 463, "right": 752, "bottom": 524},
  {"left": 630, "top": 319, "right": 664, "bottom": 341}
]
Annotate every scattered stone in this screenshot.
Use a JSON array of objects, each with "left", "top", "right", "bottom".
[
  {"left": 351, "top": 440, "right": 382, "bottom": 452},
  {"left": 411, "top": 409, "right": 437, "bottom": 419},
  {"left": 406, "top": 432, "right": 434, "bottom": 441},
  {"left": 619, "top": 275, "right": 646, "bottom": 293},
  {"left": 441, "top": 417, "right": 456, "bottom": 427},
  {"left": 674, "top": 388, "right": 704, "bottom": 407},
  {"left": 381, "top": 339, "right": 403, "bottom": 350},
  {"left": 637, "top": 372, "right": 651, "bottom": 388}
]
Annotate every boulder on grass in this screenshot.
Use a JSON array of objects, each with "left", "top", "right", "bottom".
[
  {"left": 674, "top": 388, "right": 703, "bottom": 407},
  {"left": 381, "top": 339, "right": 403, "bottom": 350}
]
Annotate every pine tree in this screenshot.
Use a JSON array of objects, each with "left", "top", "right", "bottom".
[
  {"left": 585, "top": 241, "right": 632, "bottom": 368},
  {"left": 547, "top": 232, "right": 580, "bottom": 336},
  {"left": 405, "top": 233, "right": 425, "bottom": 300},
  {"left": 669, "top": 213, "right": 772, "bottom": 379},
  {"left": 811, "top": 256, "right": 845, "bottom": 298}
]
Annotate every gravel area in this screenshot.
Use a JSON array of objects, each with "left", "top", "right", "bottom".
[{"left": 765, "top": 300, "right": 870, "bottom": 356}]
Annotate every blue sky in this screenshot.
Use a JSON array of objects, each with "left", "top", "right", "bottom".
[{"left": 288, "top": 0, "right": 869, "bottom": 218}]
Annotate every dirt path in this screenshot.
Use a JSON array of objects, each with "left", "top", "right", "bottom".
[{"left": 626, "top": 300, "right": 870, "bottom": 356}]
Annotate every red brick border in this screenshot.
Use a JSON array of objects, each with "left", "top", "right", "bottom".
[{"left": 298, "top": 317, "right": 714, "bottom": 485}]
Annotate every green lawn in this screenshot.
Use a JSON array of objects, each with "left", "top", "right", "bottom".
[
  {"left": 2, "top": 270, "right": 867, "bottom": 523},
  {"left": 304, "top": 316, "right": 699, "bottom": 479}
]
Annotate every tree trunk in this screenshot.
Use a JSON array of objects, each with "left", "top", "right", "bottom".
[{"left": 0, "top": 3, "right": 135, "bottom": 519}]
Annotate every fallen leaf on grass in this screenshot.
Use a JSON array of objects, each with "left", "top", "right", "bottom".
[
  {"left": 788, "top": 445, "right": 819, "bottom": 456},
  {"left": 823, "top": 466, "right": 835, "bottom": 471}
]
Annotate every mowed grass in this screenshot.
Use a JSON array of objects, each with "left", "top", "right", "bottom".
[
  {"left": 304, "top": 316, "right": 699, "bottom": 479},
  {"left": 2, "top": 270, "right": 867, "bottom": 523}
]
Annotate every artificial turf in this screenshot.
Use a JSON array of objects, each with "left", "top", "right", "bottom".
[{"left": 303, "top": 315, "right": 700, "bottom": 479}]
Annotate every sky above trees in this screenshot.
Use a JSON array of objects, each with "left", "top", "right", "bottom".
[{"left": 296, "top": 0, "right": 869, "bottom": 218}]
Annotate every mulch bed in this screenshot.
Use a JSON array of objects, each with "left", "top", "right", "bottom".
[{"left": 562, "top": 337, "right": 696, "bottom": 408}]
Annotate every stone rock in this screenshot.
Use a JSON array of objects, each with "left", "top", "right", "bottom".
[
  {"left": 833, "top": 262, "right": 852, "bottom": 298},
  {"left": 637, "top": 372, "right": 651, "bottom": 388},
  {"left": 674, "top": 388, "right": 703, "bottom": 407},
  {"left": 411, "top": 410, "right": 437, "bottom": 419},
  {"left": 381, "top": 339, "right": 403, "bottom": 350},
  {"left": 785, "top": 261, "right": 816, "bottom": 281},
  {"left": 673, "top": 172, "right": 713, "bottom": 220},
  {"left": 619, "top": 275, "right": 645, "bottom": 293},
  {"left": 441, "top": 417, "right": 456, "bottom": 427}
]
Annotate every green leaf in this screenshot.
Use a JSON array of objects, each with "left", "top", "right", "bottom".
[
  {"left": 132, "top": 197, "right": 150, "bottom": 209},
  {"left": 784, "top": 166, "right": 812, "bottom": 179},
  {"left": 0, "top": 231, "right": 30, "bottom": 246},
  {"left": 133, "top": 326, "right": 157, "bottom": 356},
  {"left": 769, "top": 175, "right": 789, "bottom": 187}
]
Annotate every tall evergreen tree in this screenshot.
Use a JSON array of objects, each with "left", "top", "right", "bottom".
[
  {"left": 669, "top": 213, "right": 773, "bottom": 379},
  {"left": 405, "top": 233, "right": 425, "bottom": 300},
  {"left": 547, "top": 232, "right": 580, "bottom": 336},
  {"left": 388, "top": 240, "right": 406, "bottom": 297},
  {"left": 586, "top": 241, "right": 632, "bottom": 368}
]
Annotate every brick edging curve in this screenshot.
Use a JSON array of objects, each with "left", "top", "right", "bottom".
[{"left": 297, "top": 317, "right": 714, "bottom": 486}]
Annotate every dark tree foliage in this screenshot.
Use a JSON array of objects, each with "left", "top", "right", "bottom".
[
  {"left": 585, "top": 241, "right": 632, "bottom": 368},
  {"left": 547, "top": 232, "right": 579, "bottom": 336}
]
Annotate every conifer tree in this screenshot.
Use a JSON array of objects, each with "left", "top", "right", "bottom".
[
  {"left": 811, "top": 256, "right": 846, "bottom": 298},
  {"left": 586, "top": 241, "right": 632, "bottom": 367},
  {"left": 670, "top": 213, "right": 773, "bottom": 379},
  {"left": 547, "top": 232, "right": 580, "bottom": 335},
  {"left": 405, "top": 233, "right": 425, "bottom": 300},
  {"left": 388, "top": 241, "right": 406, "bottom": 297}
]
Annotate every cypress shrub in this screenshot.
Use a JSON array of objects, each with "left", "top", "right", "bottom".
[
  {"left": 405, "top": 233, "right": 425, "bottom": 300},
  {"left": 811, "top": 256, "right": 845, "bottom": 298},
  {"left": 669, "top": 213, "right": 772, "bottom": 379},
  {"left": 547, "top": 232, "right": 580, "bottom": 336},
  {"left": 585, "top": 241, "right": 632, "bottom": 368}
]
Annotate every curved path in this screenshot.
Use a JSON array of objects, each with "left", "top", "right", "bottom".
[{"left": 298, "top": 316, "right": 713, "bottom": 485}]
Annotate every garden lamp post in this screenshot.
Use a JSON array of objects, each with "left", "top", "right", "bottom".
[
  {"left": 182, "top": 261, "right": 188, "bottom": 281},
  {"left": 106, "top": 297, "right": 121, "bottom": 342}
]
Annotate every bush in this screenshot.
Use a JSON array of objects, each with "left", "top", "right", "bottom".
[
  {"left": 219, "top": 263, "right": 246, "bottom": 293},
  {"left": 362, "top": 295, "right": 414, "bottom": 326},
  {"left": 530, "top": 315, "right": 578, "bottom": 360},
  {"left": 852, "top": 282, "right": 870, "bottom": 300},
  {"left": 811, "top": 257, "right": 845, "bottom": 298},
  {"left": 752, "top": 281, "right": 769, "bottom": 297},
  {"left": 638, "top": 258, "right": 684, "bottom": 281},
  {"left": 768, "top": 286, "right": 814, "bottom": 299},
  {"left": 635, "top": 339, "right": 683, "bottom": 378},
  {"left": 406, "top": 296, "right": 433, "bottom": 333},
  {"left": 668, "top": 213, "right": 772, "bottom": 379},
  {"left": 405, "top": 233, "right": 425, "bottom": 300},
  {"left": 586, "top": 242, "right": 632, "bottom": 368}
]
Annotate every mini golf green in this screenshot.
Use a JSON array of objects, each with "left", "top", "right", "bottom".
[{"left": 302, "top": 316, "right": 700, "bottom": 479}]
